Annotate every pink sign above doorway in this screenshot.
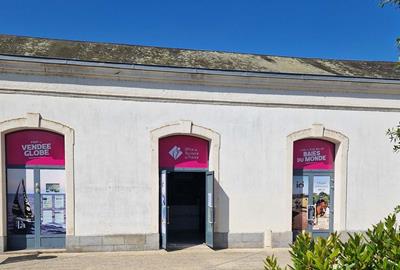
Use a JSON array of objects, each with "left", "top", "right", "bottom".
[
  {"left": 159, "top": 135, "right": 209, "bottom": 169},
  {"left": 6, "top": 130, "right": 65, "bottom": 166},
  {"left": 293, "top": 139, "right": 334, "bottom": 170}
]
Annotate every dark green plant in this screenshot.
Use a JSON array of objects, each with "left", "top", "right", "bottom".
[
  {"left": 292, "top": 233, "right": 340, "bottom": 270},
  {"left": 264, "top": 206, "right": 400, "bottom": 270},
  {"left": 365, "top": 207, "right": 400, "bottom": 269},
  {"left": 387, "top": 122, "right": 400, "bottom": 152},
  {"left": 264, "top": 255, "right": 285, "bottom": 270},
  {"left": 339, "top": 233, "right": 373, "bottom": 269}
]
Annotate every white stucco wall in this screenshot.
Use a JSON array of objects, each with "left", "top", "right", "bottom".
[{"left": 0, "top": 70, "right": 399, "bottom": 240}]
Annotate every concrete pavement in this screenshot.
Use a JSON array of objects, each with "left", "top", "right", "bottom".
[{"left": 0, "top": 247, "right": 291, "bottom": 270}]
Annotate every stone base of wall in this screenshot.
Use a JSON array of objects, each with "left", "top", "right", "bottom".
[
  {"left": 0, "top": 231, "right": 293, "bottom": 252},
  {"left": 213, "top": 232, "right": 293, "bottom": 248},
  {"left": 214, "top": 231, "right": 365, "bottom": 249},
  {"left": 66, "top": 234, "right": 159, "bottom": 252},
  {"left": 214, "top": 233, "right": 264, "bottom": 249},
  {"left": 270, "top": 231, "right": 292, "bottom": 248},
  {"left": 0, "top": 236, "right": 5, "bottom": 252},
  {"left": 68, "top": 232, "right": 268, "bottom": 251},
  {"left": 273, "top": 231, "right": 370, "bottom": 248},
  {"left": 338, "top": 231, "right": 367, "bottom": 242}
]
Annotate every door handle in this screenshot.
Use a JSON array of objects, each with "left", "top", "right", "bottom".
[{"left": 35, "top": 182, "right": 40, "bottom": 193}]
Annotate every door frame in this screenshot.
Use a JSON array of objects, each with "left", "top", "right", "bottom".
[{"left": 158, "top": 168, "right": 211, "bottom": 249}]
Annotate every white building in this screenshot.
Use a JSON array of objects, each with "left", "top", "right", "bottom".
[{"left": 0, "top": 35, "right": 399, "bottom": 252}]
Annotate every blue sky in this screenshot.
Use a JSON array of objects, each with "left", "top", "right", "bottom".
[{"left": 0, "top": 0, "right": 398, "bottom": 61}]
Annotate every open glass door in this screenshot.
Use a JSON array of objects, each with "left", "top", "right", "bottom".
[
  {"left": 160, "top": 170, "right": 168, "bottom": 249},
  {"left": 205, "top": 171, "right": 214, "bottom": 248}
]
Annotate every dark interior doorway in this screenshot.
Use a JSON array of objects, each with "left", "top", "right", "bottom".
[{"left": 167, "top": 172, "right": 205, "bottom": 246}]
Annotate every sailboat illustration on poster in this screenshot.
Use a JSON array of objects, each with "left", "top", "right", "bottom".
[{"left": 12, "top": 179, "right": 34, "bottom": 231}]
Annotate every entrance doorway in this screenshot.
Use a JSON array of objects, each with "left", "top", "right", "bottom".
[
  {"left": 292, "top": 173, "right": 333, "bottom": 239},
  {"left": 160, "top": 170, "right": 214, "bottom": 249},
  {"left": 158, "top": 134, "right": 214, "bottom": 249},
  {"left": 7, "top": 168, "right": 66, "bottom": 250},
  {"left": 292, "top": 139, "right": 335, "bottom": 240},
  {"left": 167, "top": 172, "right": 205, "bottom": 245},
  {"left": 5, "top": 130, "right": 66, "bottom": 250}
]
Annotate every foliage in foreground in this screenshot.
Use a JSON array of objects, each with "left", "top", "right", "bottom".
[
  {"left": 264, "top": 206, "right": 400, "bottom": 270},
  {"left": 387, "top": 122, "right": 400, "bottom": 153}
]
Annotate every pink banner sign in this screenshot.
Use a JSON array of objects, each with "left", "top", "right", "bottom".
[
  {"left": 293, "top": 139, "right": 334, "bottom": 170},
  {"left": 159, "top": 135, "right": 209, "bottom": 169},
  {"left": 6, "top": 130, "right": 65, "bottom": 166}
]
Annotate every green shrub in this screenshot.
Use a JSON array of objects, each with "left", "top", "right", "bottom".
[{"left": 264, "top": 206, "right": 400, "bottom": 270}]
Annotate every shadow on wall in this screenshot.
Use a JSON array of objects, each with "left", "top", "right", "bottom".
[{"left": 214, "top": 180, "right": 229, "bottom": 249}]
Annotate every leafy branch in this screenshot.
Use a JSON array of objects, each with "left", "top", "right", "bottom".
[{"left": 387, "top": 122, "right": 400, "bottom": 152}]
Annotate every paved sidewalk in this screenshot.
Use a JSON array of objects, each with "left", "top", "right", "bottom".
[{"left": 0, "top": 247, "right": 291, "bottom": 270}]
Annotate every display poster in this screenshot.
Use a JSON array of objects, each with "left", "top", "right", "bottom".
[
  {"left": 6, "top": 169, "right": 35, "bottom": 235},
  {"left": 42, "top": 195, "right": 53, "bottom": 209},
  {"left": 292, "top": 176, "right": 309, "bottom": 231},
  {"left": 6, "top": 130, "right": 65, "bottom": 166},
  {"left": 312, "top": 176, "right": 330, "bottom": 230},
  {"left": 54, "top": 210, "right": 65, "bottom": 224},
  {"left": 208, "top": 193, "right": 212, "bottom": 208},
  {"left": 161, "top": 172, "right": 167, "bottom": 234},
  {"left": 159, "top": 135, "right": 209, "bottom": 169},
  {"left": 46, "top": 183, "right": 60, "bottom": 193},
  {"left": 54, "top": 195, "right": 65, "bottom": 209},
  {"left": 293, "top": 139, "right": 334, "bottom": 170},
  {"left": 40, "top": 169, "right": 66, "bottom": 235},
  {"left": 6, "top": 131, "right": 66, "bottom": 238},
  {"left": 42, "top": 210, "right": 53, "bottom": 224}
]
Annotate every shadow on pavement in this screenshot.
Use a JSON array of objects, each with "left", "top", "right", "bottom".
[{"left": 0, "top": 253, "right": 57, "bottom": 265}]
